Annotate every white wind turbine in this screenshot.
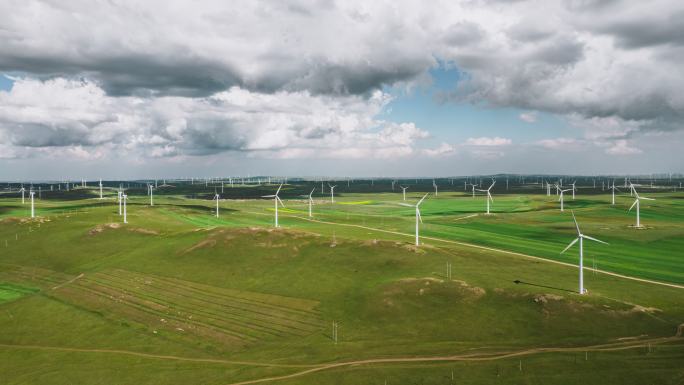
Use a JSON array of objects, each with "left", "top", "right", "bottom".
[
  {"left": 432, "top": 180, "right": 438, "bottom": 196},
  {"left": 558, "top": 187, "right": 572, "bottom": 212},
  {"left": 476, "top": 181, "right": 495, "bottom": 214},
  {"left": 561, "top": 210, "right": 608, "bottom": 294},
  {"left": 571, "top": 181, "right": 577, "bottom": 200},
  {"left": 400, "top": 186, "right": 409, "bottom": 201},
  {"left": 467, "top": 183, "right": 477, "bottom": 198},
  {"left": 99, "top": 179, "right": 103, "bottom": 199},
  {"left": 19, "top": 186, "right": 26, "bottom": 204},
  {"left": 399, "top": 193, "right": 429, "bottom": 246},
  {"left": 262, "top": 184, "right": 285, "bottom": 227},
  {"left": 609, "top": 181, "right": 620, "bottom": 205},
  {"left": 307, "top": 187, "right": 315, "bottom": 218},
  {"left": 329, "top": 184, "right": 337, "bottom": 203},
  {"left": 149, "top": 184, "right": 154, "bottom": 206},
  {"left": 629, "top": 187, "right": 654, "bottom": 228},
  {"left": 213, "top": 193, "right": 220, "bottom": 218},
  {"left": 29, "top": 190, "right": 35, "bottom": 218}
]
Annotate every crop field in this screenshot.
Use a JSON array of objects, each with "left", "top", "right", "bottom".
[{"left": 0, "top": 180, "right": 683, "bottom": 384}]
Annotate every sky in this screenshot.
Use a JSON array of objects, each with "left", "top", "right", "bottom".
[{"left": 1, "top": 0, "right": 683, "bottom": 180}]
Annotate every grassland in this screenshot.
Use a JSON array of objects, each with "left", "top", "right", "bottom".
[{"left": 0, "top": 181, "right": 683, "bottom": 384}]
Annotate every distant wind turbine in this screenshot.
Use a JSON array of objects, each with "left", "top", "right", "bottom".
[
  {"left": 400, "top": 186, "right": 408, "bottom": 201},
  {"left": 213, "top": 193, "right": 220, "bottom": 218},
  {"left": 19, "top": 187, "right": 26, "bottom": 204},
  {"left": 329, "top": 184, "right": 337, "bottom": 203},
  {"left": 262, "top": 184, "right": 285, "bottom": 227},
  {"left": 609, "top": 181, "right": 620, "bottom": 205},
  {"left": 432, "top": 180, "right": 438, "bottom": 196},
  {"left": 399, "top": 193, "right": 429, "bottom": 246},
  {"left": 558, "top": 187, "right": 572, "bottom": 212},
  {"left": 99, "top": 179, "right": 103, "bottom": 199},
  {"left": 476, "top": 181, "right": 495, "bottom": 214},
  {"left": 307, "top": 188, "right": 315, "bottom": 218},
  {"left": 571, "top": 181, "right": 577, "bottom": 200},
  {"left": 561, "top": 211, "right": 608, "bottom": 294},
  {"left": 628, "top": 186, "right": 654, "bottom": 228}
]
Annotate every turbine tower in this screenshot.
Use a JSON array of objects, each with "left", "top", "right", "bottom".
[
  {"left": 476, "top": 181, "right": 496, "bottom": 215},
  {"left": 561, "top": 211, "right": 608, "bottom": 294},
  {"left": 399, "top": 193, "right": 429, "bottom": 246},
  {"left": 122, "top": 194, "right": 128, "bottom": 224},
  {"left": 19, "top": 187, "right": 26, "bottom": 204},
  {"left": 400, "top": 186, "right": 408, "bottom": 201},
  {"left": 571, "top": 181, "right": 577, "bottom": 200},
  {"left": 307, "top": 188, "right": 315, "bottom": 218},
  {"left": 262, "top": 184, "right": 284, "bottom": 227},
  {"left": 432, "top": 180, "right": 438, "bottom": 196},
  {"left": 213, "top": 193, "right": 220, "bottom": 218},
  {"left": 99, "top": 179, "right": 103, "bottom": 199},
  {"left": 29, "top": 190, "right": 35, "bottom": 218}
]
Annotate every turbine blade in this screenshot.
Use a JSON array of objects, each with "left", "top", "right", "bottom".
[
  {"left": 640, "top": 197, "right": 655, "bottom": 201},
  {"left": 398, "top": 203, "right": 414, "bottom": 207},
  {"left": 560, "top": 238, "right": 579, "bottom": 254},
  {"left": 583, "top": 235, "right": 608, "bottom": 245},
  {"left": 628, "top": 199, "right": 638, "bottom": 211},
  {"left": 417, "top": 208, "right": 423, "bottom": 223},
  {"left": 417, "top": 193, "right": 429, "bottom": 206},
  {"left": 262, "top": 195, "right": 276, "bottom": 198},
  {"left": 276, "top": 184, "right": 283, "bottom": 195},
  {"left": 277, "top": 196, "right": 285, "bottom": 207},
  {"left": 571, "top": 210, "right": 581, "bottom": 235},
  {"left": 489, "top": 180, "right": 496, "bottom": 190}
]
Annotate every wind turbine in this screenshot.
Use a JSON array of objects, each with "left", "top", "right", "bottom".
[
  {"left": 29, "top": 190, "right": 35, "bottom": 218},
  {"left": 329, "top": 184, "right": 337, "bottom": 203},
  {"left": 307, "top": 188, "right": 315, "bottom": 218},
  {"left": 19, "top": 187, "right": 26, "bottom": 204},
  {"left": 400, "top": 186, "right": 409, "bottom": 201},
  {"left": 99, "top": 179, "right": 103, "bottom": 199},
  {"left": 399, "top": 193, "right": 429, "bottom": 246},
  {"left": 213, "top": 193, "right": 220, "bottom": 218},
  {"left": 558, "top": 187, "right": 572, "bottom": 212},
  {"left": 628, "top": 188, "right": 654, "bottom": 228},
  {"left": 609, "top": 181, "right": 620, "bottom": 205},
  {"left": 571, "top": 181, "right": 577, "bottom": 200},
  {"left": 262, "top": 184, "right": 285, "bottom": 227},
  {"left": 149, "top": 184, "right": 154, "bottom": 206},
  {"left": 432, "top": 180, "right": 438, "bottom": 196},
  {"left": 476, "top": 181, "right": 495, "bottom": 214},
  {"left": 122, "top": 194, "right": 128, "bottom": 223},
  {"left": 467, "top": 183, "right": 477, "bottom": 198},
  {"left": 561, "top": 211, "right": 608, "bottom": 294}
]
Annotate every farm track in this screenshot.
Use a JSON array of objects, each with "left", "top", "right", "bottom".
[{"left": 0, "top": 325, "right": 681, "bottom": 384}]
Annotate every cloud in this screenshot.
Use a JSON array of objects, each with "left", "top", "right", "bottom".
[
  {"left": 423, "top": 142, "right": 455, "bottom": 157},
  {"left": 519, "top": 112, "right": 537, "bottom": 123},
  {"left": 0, "top": 77, "right": 428, "bottom": 160},
  {"left": 535, "top": 137, "right": 583, "bottom": 150},
  {"left": 605, "top": 139, "right": 642, "bottom": 155},
  {"left": 464, "top": 137, "right": 512, "bottom": 146}
]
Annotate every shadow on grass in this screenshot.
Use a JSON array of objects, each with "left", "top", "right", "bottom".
[{"left": 513, "top": 279, "right": 576, "bottom": 293}]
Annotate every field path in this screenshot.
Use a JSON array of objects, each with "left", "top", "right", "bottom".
[
  {"left": 277, "top": 213, "right": 684, "bottom": 290},
  {"left": 226, "top": 325, "right": 684, "bottom": 385},
  {"left": 0, "top": 326, "right": 681, "bottom": 384}
]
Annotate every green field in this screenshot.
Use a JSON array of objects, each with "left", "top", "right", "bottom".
[{"left": 0, "top": 181, "right": 683, "bottom": 384}]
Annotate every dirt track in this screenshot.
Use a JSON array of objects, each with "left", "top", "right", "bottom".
[{"left": 0, "top": 325, "right": 681, "bottom": 384}]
